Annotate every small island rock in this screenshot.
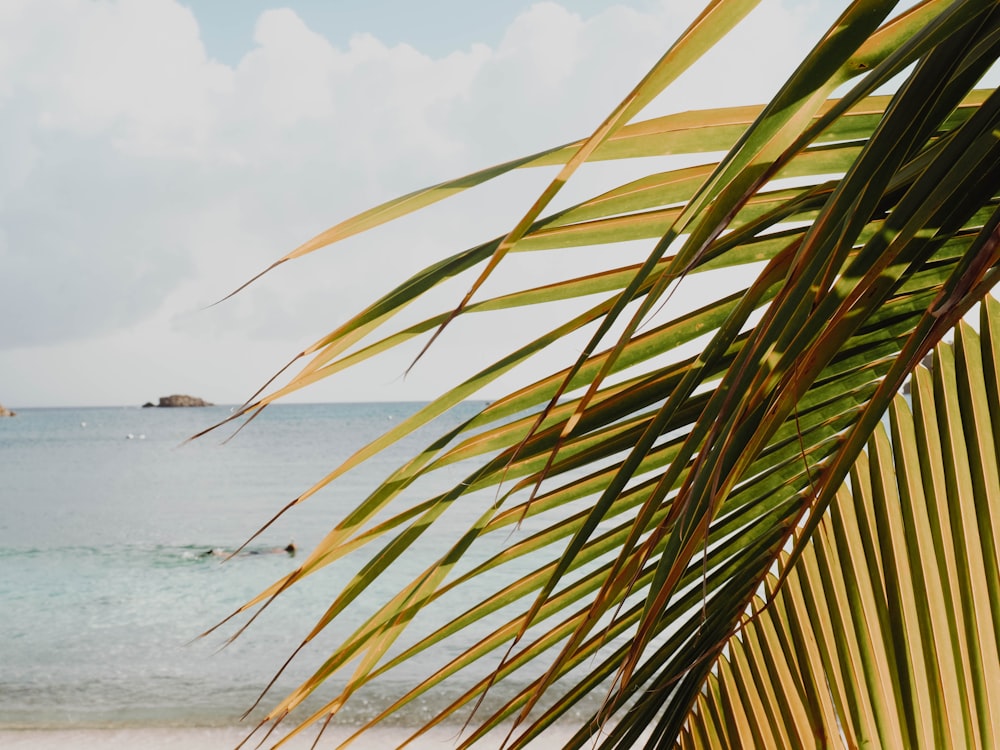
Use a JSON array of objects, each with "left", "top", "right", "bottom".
[
  {"left": 155, "top": 394, "right": 213, "bottom": 408},
  {"left": 0, "top": 402, "right": 15, "bottom": 417}
]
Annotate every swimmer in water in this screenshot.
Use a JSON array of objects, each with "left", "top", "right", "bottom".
[
  {"left": 257, "top": 541, "right": 296, "bottom": 555},
  {"left": 202, "top": 541, "right": 296, "bottom": 557}
]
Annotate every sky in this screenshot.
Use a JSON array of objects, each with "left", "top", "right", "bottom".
[{"left": 0, "top": 0, "right": 847, "bottom": 408}]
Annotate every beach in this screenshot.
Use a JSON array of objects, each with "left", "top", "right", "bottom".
[
  {"left": 0, "top": 725, "right": 593, "bottom": 749},
  {"left": 0, "top": 403, "right": 600, "bottom": 748}
]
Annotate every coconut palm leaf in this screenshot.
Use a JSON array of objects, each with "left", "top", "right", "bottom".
[
  {"left": 680, "top": 298, "right": 1000, "bottom": 749},
  {"left": 208, "top": 1, "right": 1000, "bottom": 748}
]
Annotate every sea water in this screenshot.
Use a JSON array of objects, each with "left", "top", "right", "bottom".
[{"left": 0, "top": 402, "right": 603, "bottom": 747}]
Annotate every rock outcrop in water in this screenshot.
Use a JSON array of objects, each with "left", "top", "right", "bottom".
[
  {"left": 148, "top": 394, "right": 213, "bottom": 408},
  {"left": 0, "top": 402, "right": 15, "bottom": 417}
]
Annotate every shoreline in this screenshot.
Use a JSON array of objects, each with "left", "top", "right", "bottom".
[{"left": 0, "top": 724, "right": 595, "bottom": 749}]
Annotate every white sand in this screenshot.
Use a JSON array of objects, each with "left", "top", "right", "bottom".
[{"left": 0, "top": 724, "right": 594, "bottom": 749}]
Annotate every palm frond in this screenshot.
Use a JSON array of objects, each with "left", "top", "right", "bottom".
[
  {"left": 681, "top": 297, "right": 1000, "bottom": 749},
  {"left": 207, "top": 1, "right": 1000, "bottom": 748}
]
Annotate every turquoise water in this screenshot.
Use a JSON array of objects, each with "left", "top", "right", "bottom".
[{"left": 0, "top": 402, "right": 530, "bottom": 731}]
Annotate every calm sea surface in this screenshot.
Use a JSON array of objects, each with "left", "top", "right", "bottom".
[{"left": 0, "top": 402, "right": 568, "bottom": 736}]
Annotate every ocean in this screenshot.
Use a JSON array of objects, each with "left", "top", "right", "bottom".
[{"left": 0, "top": 402, "right": 598, "bottom": 748}]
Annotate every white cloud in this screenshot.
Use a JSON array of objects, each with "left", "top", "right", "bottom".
[
  {"left": 27, "top": 0, "right": 229, "bottom": 156},
  {"left": 0, "top": 0, "right": 833, "bottom": 407}
]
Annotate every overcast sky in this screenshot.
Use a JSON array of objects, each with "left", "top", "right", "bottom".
[{"left": 1, "top": 0, "right": 846, "bottom": 408}]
